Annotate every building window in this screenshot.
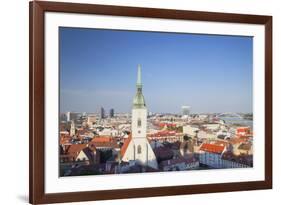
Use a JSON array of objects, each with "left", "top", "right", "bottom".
[
  {"left": 137, "top": 145, "right": 142, "bottom": 154},
  {"left": 137, "top": 118, "right": 141, "bottom": 127}
]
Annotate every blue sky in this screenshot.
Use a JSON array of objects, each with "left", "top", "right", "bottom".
[{"left": 59, "top": 27, "right": 253, "bottom": 114}]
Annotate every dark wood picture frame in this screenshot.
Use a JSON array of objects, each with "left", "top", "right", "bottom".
[{"left": 29, "top": 1, "right": 272, "bottom": 204}]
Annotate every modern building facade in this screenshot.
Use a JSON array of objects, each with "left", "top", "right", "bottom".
[
  {"left": 66, "top": 112, "right": 80, "bottom": 122},
  {"left": 109, "top": 108, "right": 114, "bottom": 118},
  {"left": 100, "top": 107, "right": 105, "bottom": 119}
]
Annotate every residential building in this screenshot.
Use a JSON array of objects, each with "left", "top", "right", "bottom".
[
  {"left": 160, "top": 156, "right": 199, "bottom": 171},
  {"left": 198, "top": 143, "right": 226, "bottom": 168},
  {"left": 87, "top": 115, "right": 96, "bottom": 127},
  {"left": 183, "top": 125, "right": 199, "bottom": 137}
]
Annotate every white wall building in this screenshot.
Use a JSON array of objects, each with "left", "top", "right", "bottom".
[
  {"left": 87, "top": 115, "right": 96, "bottom": 127},
  {"left": 202, "top": 123, "right": 220, "bottom": 131},
  {"left": 198, "top": 143, "right": 251, "bottom": 168},
  {"left": 160, "top": 157, "right": 199, "bottom": 171},
  {"left": 183, "top": 125, "right": 199, "bottom": 137},
  {"left": 197, "top": 130, "right": 217, "bottom": 140}
]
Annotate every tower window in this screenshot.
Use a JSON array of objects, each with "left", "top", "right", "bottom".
[
  {"left": 137, "top": 145, "right": 142, "bottom": 154},
  {"left": 137, "top": 118, "right": 141, "bottom": 127}
]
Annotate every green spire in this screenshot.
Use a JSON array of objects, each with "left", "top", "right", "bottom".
[
  {"left": 137, "top": 64, "right": 142, "bottom": 86},
  {"left": 133, "top": 64, "right": 146, "bottom": 108}
]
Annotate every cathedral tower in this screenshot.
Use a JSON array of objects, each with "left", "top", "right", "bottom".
[
  {"left": 70, "top": 120, "right": 76, "bottom": 137},
  {"left": 122, "top": 65, "right": 158, "bottom": 169}
]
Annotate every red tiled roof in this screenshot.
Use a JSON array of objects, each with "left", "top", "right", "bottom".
[
  {"left": 120, "top": 135, "right": 132, "bottom": 157},
  {"left": 237, "top": 127, "right": 250, "bottom": 133},
  {"left": 148, "top": 130, "right": 176, "bottom": 138},
  {"left": 228, "top": 137, "right": 246, "bottom": 144},
  {"left": 90, "top": 137, "right": 119, "bottom": 149},
  {"left": 91, "top": 136, "right": 114, "bottom": 143},
  {"left": 200, "top": 143, "right": 225, "bottom": 154},
  {"left": 213, "top": 140, "right": 228, "bottom": 146},
  {"left": 158, "top": 123, "right": 176, "bottom": 127},
  {"left": 90, "top": 141, "right": 119, "bottom": 149},
  {"left": 63, "top": 144, "right": 88, "bottom": 159}
]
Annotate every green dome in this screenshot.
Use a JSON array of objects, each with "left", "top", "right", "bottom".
[{"left": 133, "top": 91, "right": 146, "bottom": 108}]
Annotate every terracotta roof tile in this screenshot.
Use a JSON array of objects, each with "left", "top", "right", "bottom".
[
  {"left": 66, "top": 144, "right": 87, "bottom": 154},
  {"left": 120, "top": 135, "right": 132, "bottom": 157},
  {"left": 200, "top": 143, "right": 225, "bottom": 154},
  {"left": 91, "top": 136, "right": 114, "bottom": 143}
]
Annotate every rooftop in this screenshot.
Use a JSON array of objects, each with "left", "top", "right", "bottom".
[
  {"left": 120, "top": 135, "right": 132, "bottom": 157},
  {"left": 200, "top": 143, "right": 225, "bottom": 154}
]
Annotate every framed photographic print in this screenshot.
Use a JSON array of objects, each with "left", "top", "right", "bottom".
[{"left": 29, "top": 1, "right": 272, "bottom": 204}]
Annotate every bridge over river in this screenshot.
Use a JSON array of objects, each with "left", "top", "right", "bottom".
[{"left": 217, "top": 113, "right": 253, "bottom": 128}]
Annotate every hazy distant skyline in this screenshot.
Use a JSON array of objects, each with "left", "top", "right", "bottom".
[{"left": 59, "top": 27, "right": 253, "bottom": 114}]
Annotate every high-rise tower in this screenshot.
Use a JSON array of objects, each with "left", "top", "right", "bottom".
[
  {"left": 100, "top": 107, "right": 105, "bottom": 119},
  {"left": 122, "top": 65, "right": 158, "bottom": 169},
  {"left": 109, "top": 108, "right": 114, "bottom": 118}
]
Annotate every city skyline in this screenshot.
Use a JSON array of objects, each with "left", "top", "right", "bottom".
[{"left": 59, "top": 27, "right": 253, "bottom": 114}]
